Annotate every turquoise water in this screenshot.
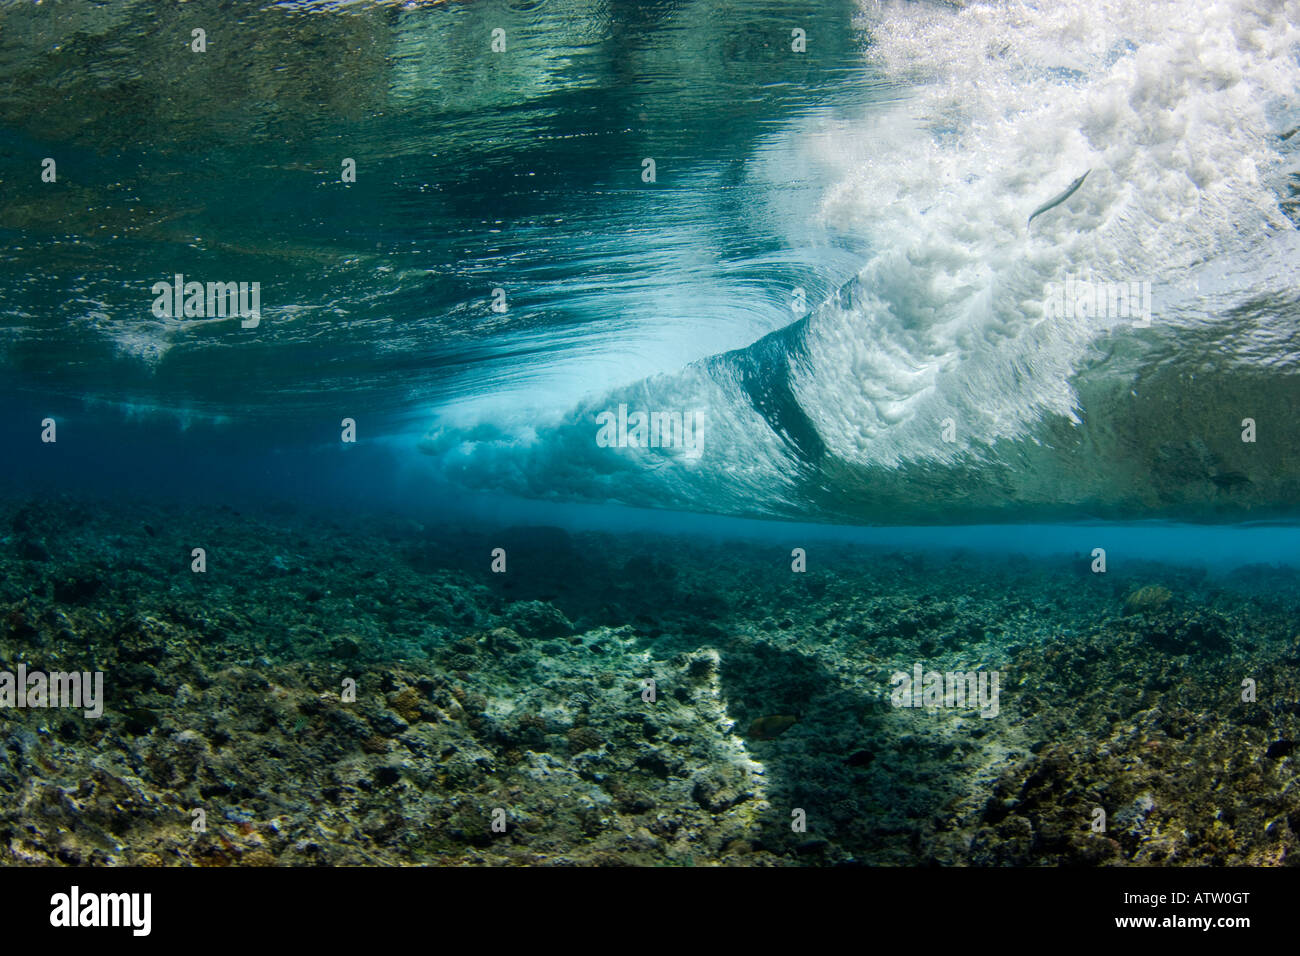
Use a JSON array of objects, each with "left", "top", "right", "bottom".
[
  {"left": 1, "top": 0, "right": 1299, "bottom": 868},
  {"left": 2, "top": 0, "right": 1297, "bottom": 526}
]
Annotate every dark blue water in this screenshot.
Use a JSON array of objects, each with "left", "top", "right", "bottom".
[{"left": 1, "top": 0, "right": 1298, "bottom": 534}]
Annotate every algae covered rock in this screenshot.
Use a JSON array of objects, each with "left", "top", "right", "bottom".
[
  {"left": 1123, "top": 585, "right": 1172, "bottom": 616},
  {"left": 504, "top": 600, "right": 572, "bottom": 639}
]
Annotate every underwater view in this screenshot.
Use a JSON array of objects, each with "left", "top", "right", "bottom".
[{"left": 1, "top": 0, "right": 1299, "bottom": 908}]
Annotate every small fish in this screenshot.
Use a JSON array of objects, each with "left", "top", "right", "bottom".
[
  {"left": 1028, "top": 170, "right": 1090, "bottom": 225},
  {"left": 1209, "top": 471, "right": 1251, "bottom": 489},
  {"left": 747, "top": 714, "right": 798, "bottom": 740}
]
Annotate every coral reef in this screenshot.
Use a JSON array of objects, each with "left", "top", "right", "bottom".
[{"left": 1, "top": 494, "right": 1297, "bottom": 866}]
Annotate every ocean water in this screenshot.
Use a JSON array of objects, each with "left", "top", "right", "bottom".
[{"left": 1, "top": 0, "right": 1299, "bottom": 869}]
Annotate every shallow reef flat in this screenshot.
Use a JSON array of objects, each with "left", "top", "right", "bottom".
[{"left": 1, "top": 494, "right": 1298, "bottom": 866}]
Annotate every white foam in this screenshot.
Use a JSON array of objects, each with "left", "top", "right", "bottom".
[{"left": 791, "top": 0, "right": 1299, "bottom": 467}]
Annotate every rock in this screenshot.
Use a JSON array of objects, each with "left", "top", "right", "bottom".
[
  {"left": 504, "top": 601, "right": 572, "bottom": 639},
  {"left": 1123, "top": 585, "right": 1172, "bottom": 615},
  {"left": 690, "top": 767, "right": 751, "bottom": 812},
  {"left": 847, "top": 749, "right": 875, "bottom": 768},
  {"left": 1142, "top": 613, "right": 1231, "bottom": 655},
  {"left": 566, "top": 726, "right": 603, "bottom": 753},
  {"left": 331, "top": 636, "right": 362, "bottom": 658},
  {"left": 795, "top": 837, "right": 830, "bottom": 855},
  {"left": 19, "top": 538, "right": 50, "bottom": 562}
]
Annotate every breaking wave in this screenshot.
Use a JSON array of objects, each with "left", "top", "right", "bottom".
[{"left": 425, "top": 0, "right": 1300, "bottom": 522}]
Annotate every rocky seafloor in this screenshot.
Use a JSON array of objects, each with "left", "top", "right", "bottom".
[{"left": 1, "top": 493, "right": 1298, "bottom": 866}]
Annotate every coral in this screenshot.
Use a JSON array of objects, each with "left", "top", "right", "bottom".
[
  {"left": 566, "top": 725, "right": 604, "bottom": 753},
  {"left": 1123, "top": 585, "right": 1173, "bottom": 615},
  {"left": 389, "top": 687, "right": 424, "bottom": 724},
  {"left": 2, "top": 492, "right": 1295, "bottom": 868}
]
